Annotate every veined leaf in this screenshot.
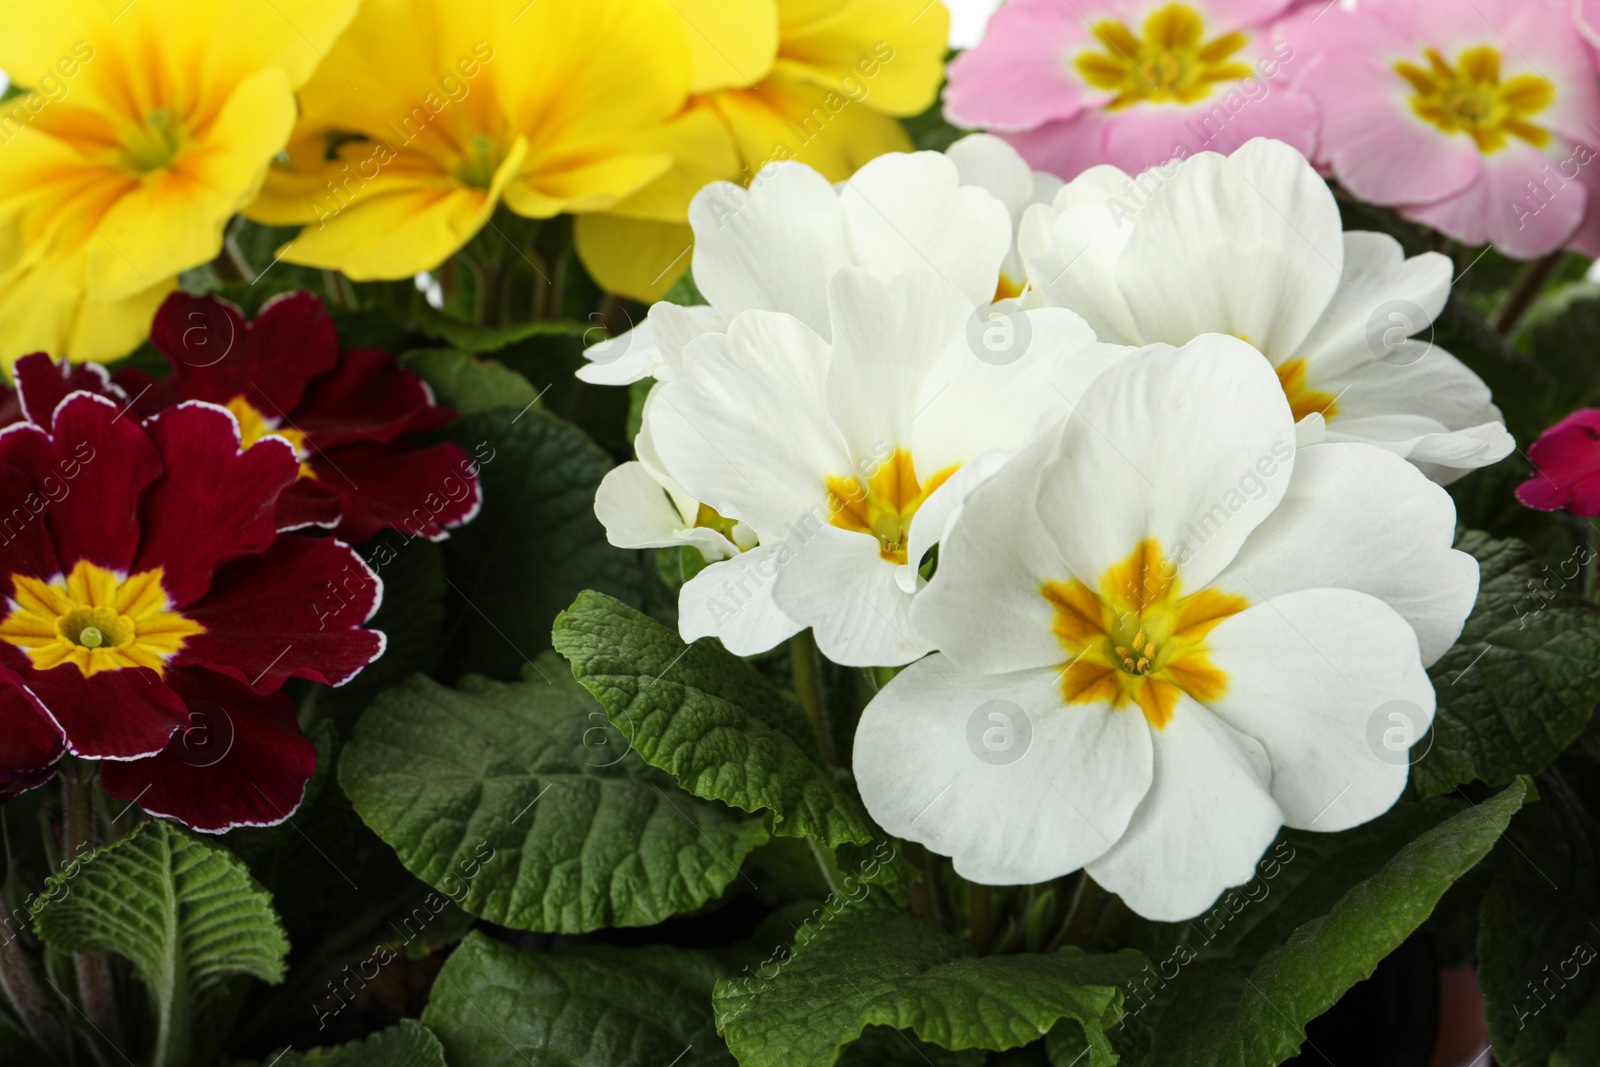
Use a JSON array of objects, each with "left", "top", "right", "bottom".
[
  {"left": 554, "top": 591, "right": 875, "bottom": 847},
  {"left": 339, "top": 653, "right": 768, "bottom": 933}
]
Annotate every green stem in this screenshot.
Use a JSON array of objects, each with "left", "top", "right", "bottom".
[
  {"left": 1492, "top": 251, "right": 1563, "bottom": 336},
  {"left": 968, "top": 882, "right": 994, "bottom": 956},
  {"left": 789, "top": 631, "right": 837, "bottom": 766},
  {"left": 808, "top": 839, "right": 842, "bottom": 898},
  {"left": 62, "top": 763, "right": 121, "bottom": 1050},
  {"left": 0, "top": 929, "right": 63, "bottom": 1058},
  {"left": 1047, "top": 873, "right": 1109, "bottom": 952},
  {"left": 211, "top": 231, "right": 250, "bottom": 284}
]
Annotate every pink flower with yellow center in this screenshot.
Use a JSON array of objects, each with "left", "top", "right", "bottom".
[
  {"left": 942, "top": 0, "right": 1317, "bottom": 179},
  {"left": 1289, "top": 0, "right": 1600, "bottom": 257}
]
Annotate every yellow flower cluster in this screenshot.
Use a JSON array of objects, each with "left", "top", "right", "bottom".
[{"left": 0, "top": 0, "right": 948, "bottom": 369}]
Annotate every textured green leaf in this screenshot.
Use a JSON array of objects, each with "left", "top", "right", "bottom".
[
  {"left": 422, "top": 931, "right": 735, "bottom": 1066},
  {"left": 1415, "top": 532, "right": 1600, "bottom": 796},
  {"left": 440, "top": 408, "right": 643, "bottom": 678},
  {"left": 553, "top": 591, "right": 874, "bottom": 847},
  {"left": 1138, "top": 780, "right": 1529, "bottom": 1067},
  {"left": 264, "top": 1019, "right": 446, "bottom": 1067},
  {"left": 712, "top": 897, "right": 1145, "bottom": 1067},
  {"left": 414, "top": 306, "right": 589, "bottom": 354},
  {"left": 30, "top": 820, "right": 288, "bottom": 1066},
  {"left": 1479, "top": 756, "right": 1600, "bottom": 1067},
  {"left": 339, "top": 653, "right": 768, "bottom": 933},
  {"left": 401, "top": 349, "right": 541, "bottom": 416}
]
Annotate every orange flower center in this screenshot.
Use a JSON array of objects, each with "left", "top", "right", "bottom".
[
  {"left": 1042, "top": 539, "right": 1246, "bottom": 728},
  {"left": 1274, "top": 358, "right": 1339, "bottom": 423},
  {"left": 0, "top": 561, "right": 203, "bottom": 677},
  {"left": 826, "top": 450, "right": 957, "bottom": 565}
]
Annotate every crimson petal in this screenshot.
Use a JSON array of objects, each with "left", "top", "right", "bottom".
[
  {"left": 150, "top": 292, "right": 339, "bottom": 414},
  {"left": 276, "top": 477, "right": 345, "bottom": 533},
  {"left": 0, "top": 679, "right": 65, "bottom": 799},
  {"left": 0, "top": 642, "right": 189, "bottom": 759},
  {"left": 175, "top": 535, "right": 384, "bottom": 692},
  {"left": 307, "top": 440, "right": 482, "bottom": 543},
  {"left": 99, "top": 668, "right": 316, "bottom": 832},
  {"left": 295, "top": 348, "right": 447, "bottom": 448},
  {"left": 13, "top": 354, "right": 125, "bottom": 426},
  {"left": 0, "top": 393, "right": 161, "bottom": 575},
  {"left": 0, "top": 464, "right": 63, "bottom": 586},
  {"left": 132, "top": 402, "right": 299, "bottom": 605}
]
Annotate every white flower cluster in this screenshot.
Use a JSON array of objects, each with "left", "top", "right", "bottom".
[{"left": 581, "top": 136, "right": 1506, "bottom": 921}]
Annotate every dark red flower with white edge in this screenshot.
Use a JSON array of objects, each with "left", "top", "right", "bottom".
[
  {"left": 0, "top": 392, "right": 384, "bottom": 831},
  {"left": 2, "top": 355, "right": 125, "bottom": 430},
  {"left": 1517, "top": 409, "right": 1600, "bottom": 515},
  {"left": 118, "top": 290, "right": 481, "bottom": 543}
]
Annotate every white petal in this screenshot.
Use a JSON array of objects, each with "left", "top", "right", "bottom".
[
  {"left": 1020, "top": 166, "right": 1141, "bottom": 344},
  {"left": 838, "top": 151, "right": 1014, "bottom": 308},
  {"left": 578, "top": 316, "right": 662, "bottom": 385},
  {"left": 678, "top": 545, "right": 804, "bottom": 656},
  {"left": 946, "top": 134, "right": 1036, "bottom": 220},
  {"left": 644, "top": 302, "right": 730, "bottom": 382},
  {"left": 1112, "top": 139, "right": 1344, "bottom": 358},
  {"left": 1087, "top": 697, "right": 1282, "bottom": 922},
  {"left": 688, "top": 164, "right": 851, "bottom": 337},
  {"left": 853, "top": 658, "right": 1153, "bottom": 884},
  {"left": 1296, "top": 232, "right": 1452, "bottom": 379},
  {"left": 1036, "top": 336, "right": 1297, "bottom": 592},
  {"left": 1204, "top": 588, "right": 1434, "bottom": 832},
  {"left": 909, "top": 307, "right": 1124, "bottom": 476},
  {"left": 911, "top": 425, "right": 1075, "bottom": 675},
  {"left": 1210, "top": 443, "right": 1478, "bottom": 665},
  {"left": 822, "top": 267, "right": 975, "bottom": 463},
  {"left": 772, "top": 523, "right": 930, "bottom": 667},
  {"left": 900, "top": 448, "right": 1015, "bottom": 596},
  {"left": 651, "top": 311, "right": 848, "bottom": 543}
]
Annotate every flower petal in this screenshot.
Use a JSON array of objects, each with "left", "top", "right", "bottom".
[
  {"left": 0, "top": 680, "right": 64, "bottom": 799},
  {"left": 1204, "top": 588, "right": 1434, "bottom": 831},
  {"left": 772, "top": 523, "right": 927, "bottom": 667},
  {"left": 1086, "top": 696, "right": 1282, "bottom": 921},
  {"left": 305, "top": 440, "right": 481, "bottom": 544},
  {"left": 151, "top": 291, "right": 339, "bottom": 414},
  {"left": 854, "top": 658, "right": 1154, "bottom": 885},
  {"left": 678, "top": 545, "right": 803, "bottom": 656},
  {"left": 99, "top": 667, "right": 316, "bottom": 833},
  {"left": 1211, "top": 442, "right": 1477, "bottom": 665}
]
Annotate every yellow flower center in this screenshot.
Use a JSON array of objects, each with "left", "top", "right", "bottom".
[
  {"left": 1075, "top": 3, "right": 1253, "bottom": 110},
  {"left": 456, "top": 134, "right": 504, "bottom": 190},
  {"left": 0, "top": 561, "right": 204, "bottom": 678},
  {"left": 694, "top": 502, "right": 741, "bottom": 542},
  {"left": 1395, "top": 46, "right": 1554, "bottom": 154},
  {"left": 1274, "top": 358, "right": 1339, "bottom": 422},
  {"left": 122, "top": 109, "right": 186, "bottom": 173},
  {"left": 826, "top": 450, "right": 957, "bottom": 565},
  {"left": 1042, "top": 539, "right": 1246, "bottom": 728},
  {"left": 225, "top": 396, "right": 315, "bottom": 478},
  {"left": 995, "top": 274, "right": 1025, "bottom": 301}
]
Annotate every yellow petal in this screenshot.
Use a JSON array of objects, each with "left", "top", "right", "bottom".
[
  {"left": 599, "top": 104, "right": 741, "bottom": 223},
  {"left": 88, "top": 66, "right": 295, "bottom": 299},
  {"left": 284, "top": 136, "right": 527, "bottom": 279},
  {"left": 709, "top": 73, "right": 912, "bottom": 182},
  {"left": 671, "top": 0, "right": 779, "bottom": 92},
  {"left": 0, "top": 0, "right": 102, "bottom": 95},
  {"left": 503, "top": 152, "right": 674, "bottom": 219},
  {"left": 773, "top": 0, "right": 948, "bottom": 117},
  {"left": 574, "top": 215, "right": 694, "bottom": 302}
]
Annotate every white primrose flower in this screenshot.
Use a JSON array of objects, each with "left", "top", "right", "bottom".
[
  {"left": 1018, "top": 137, "right": 1515, "bottom": 484},
  {"left": 578, "top": 138, "right": 1059, "bottom": 386},
  {"left": 854, "top": 336, "right": 1480, "bottom": 921},
  {"left": 646, "top": 264, "right": 1124, "bottom": 666}
]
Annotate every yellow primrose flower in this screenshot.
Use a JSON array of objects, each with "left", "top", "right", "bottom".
[
  {"left": 0, "top": 0, "right": 358, "bottom": 369},
  {"left": 573, "top": 0, "right": 951, "bottom": 301},
  {"left": 246, "top": 0, "right": 737, "bottom": 287}
]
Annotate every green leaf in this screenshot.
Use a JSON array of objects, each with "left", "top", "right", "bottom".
[
  {"left": 401, "top": 349, "right": 541, "bottom": 416},
  {"left": 263, "top": 1020, "right": 446, "bottom": 1067},
  {"left": 414, "top": 305, "right": 589, "bottom": 355},
  {"left": 712, "top": 896, "right": 1145, "bottom": 1067},
  {"left": 1137, "top": 779, "right": 1529, "bottom": 1067},
  {"left": 421, "top": 931, "right": 736, "bottom": 1066},
  {"left": 440, "top": 407, "right": 644, "bottom": 678},
  {"left": 553, "top": 591, "right": 875, "bottom": 847},
  {"left": 30, "top": 820, "right": 289, "bottom": 1067},
  {"left": 1415, "top": 532, "right": 1600, "bottom": 797},
  {"left": 1479, "top": 756, "right": 1600, "bottom": 1066},
  {"left": 662, "top": 269, "right": 707, "bottom": 307},
  {"left": 339, "top": 653, "right": 768, "bottom": 933}
]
